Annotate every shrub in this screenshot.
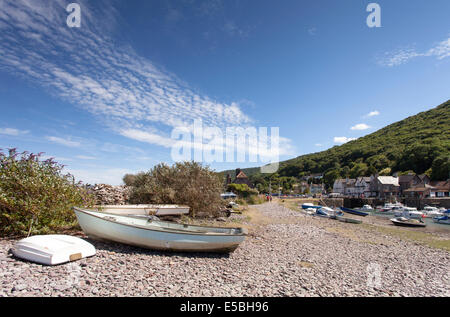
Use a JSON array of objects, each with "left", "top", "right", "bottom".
[
  {"left": 127, "top": 161, "right": 225, "bottom": 217},
  {"left": 0, "top": 149, "right": 95, "bottom": 236},
  {"left": 227, "top": 183, "right": 259, "bottom": 198}
]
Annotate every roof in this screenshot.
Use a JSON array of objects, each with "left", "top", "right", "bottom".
[
  {"left": 235, "top": 171, "right": 248, "bottom": 179},
  {"left": 377, "top": 176, "right": 399, "bottom": 186},
  {"left": 398, "top": 175, "right": 417, "bottom": 183}
]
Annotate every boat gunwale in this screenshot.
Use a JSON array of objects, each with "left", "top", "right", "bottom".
[{"left": 73, "top": 207, "right": 248, "bottom": 237}]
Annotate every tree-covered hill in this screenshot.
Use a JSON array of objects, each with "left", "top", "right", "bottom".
[{"left": 221, "top": 100, "right": 450, "bottom": 189}]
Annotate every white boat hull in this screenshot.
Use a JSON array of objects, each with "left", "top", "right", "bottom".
[
  {"left": 11, "top": 235, "right": 96, "bottom": 265},
  {"left": 74, "top": 208, "right": 246, "bottom": 253}
]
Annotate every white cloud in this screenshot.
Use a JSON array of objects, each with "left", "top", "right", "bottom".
[
  {"left": 315, "top": 143, "right": 322, "bottom": 147},
  {"left": 350, "top": 123, "right": 370, "bottom": 131},
  {"left": 46, "top": 136, "right": 81, "bottom": 148},
  {"left": 334, "top": 137, "right": 357, "bottom": 144},
  {"left": 365, "top": 110, "right": 380, "bottom": 117},
  {"left": 0, "top": 0, "right": 296, "bottom": 166},
  {"left": 0, "top": 127, "right": 29, "bottom": 136},
  {"left": 76, "top": 155, "right": 97, "bottom": 160},
  {"left": 379, "top": 35, "right": 450, "bottom": 67}
]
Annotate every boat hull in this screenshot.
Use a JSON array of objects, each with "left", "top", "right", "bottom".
[
  {"left": 339, "top": 207, "right": 369, "bottom": 217},
  {"left": 390, "top": 218, "right": 426, "bottom": 227},
  {"left": 74, "top": 208, "right": 246, "bottom": 253}
]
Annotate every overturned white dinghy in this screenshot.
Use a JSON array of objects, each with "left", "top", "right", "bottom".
[
  {"left": 94, "top": 204, "right": 190, "bottom": 216},
  {"left": 73, "top": 207, "right": 247, "bottom": 253},
  {"left": 11, "top": 235, "right": 96, "bottom": 265}
]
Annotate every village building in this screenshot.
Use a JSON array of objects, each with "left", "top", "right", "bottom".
[
  {"left": 231, "top": 168, "right": 253, "bottom": 188},
  {"left": 369, "top": 176, "right": 401, "bottom": 199},
  {"left": 355, "top": 176, "right": 372, "bottom": 197},
  {"left": 398, "top": 174, "right": 422, "bottom": 193}
]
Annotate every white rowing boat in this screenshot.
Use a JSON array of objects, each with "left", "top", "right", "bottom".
[
  {"left": 11, "top": 235, "right": 96, "bottom": 265},
  {"left": 93, "top": 204, "right": 190, "bottom": 216},
  {"left": 73, "top": 207, "right": 247, "bottom": 253}
]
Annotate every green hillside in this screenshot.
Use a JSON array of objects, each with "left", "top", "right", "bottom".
[{"left": 221, "top": 100, "right": 450, "bottom": 190}]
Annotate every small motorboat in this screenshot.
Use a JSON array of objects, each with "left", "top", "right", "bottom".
[
  {"left": 301, "top": 203, "right": 322, "bottom": 210},
  {"left": 358, "top": 204, "right": 374, "bottom": 212},
  {"left": 73, "top": 207, "right": 247, "bottom": 253},
  {"left": 394, "top": 207, "right": 424, "bottom": 220},
  {"left": 93, "top": 204, "right": 190, "bottom": 216},
  {"left": 315, "top": 206, "right": 334, "bottom": 218},
  {"left": 379, "top": 202, "right": 403, "bottom": 213},
  {"left": 422, "top": 206, "right": 443, "bottom": 218},
  {"left": 390, "top": 217, "right": 426, "bottom": 227},
  {"left": 10, "top": 235, "right": 96, "bottom": 265},
  {"left": 433, "top": 211, "right": 450, "bottom": 225},
  {"left": 339, "top": 207, "right": 369, "bottom": 217}
]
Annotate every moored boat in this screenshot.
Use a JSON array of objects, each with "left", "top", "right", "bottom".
[
  {"left": 358, "top": 204, "right": 374, "bottom": 212},
  {"left": 421, "top": 206, "right": 443, "bottom": 218},
  {"left": 394, "top": 207, "right": 424, "bottom": 220},
  {"left": 433, "top": 210, "right": 450, "bottom": 225},
  {"left": 339, "top": 207, "right": 369, "bottom": 217},
  {"left": 390, "top": 217, "right": 426, "bottom": 228},
  {"left": 73, "top": 207, "right": 247, "bottom": 253}
]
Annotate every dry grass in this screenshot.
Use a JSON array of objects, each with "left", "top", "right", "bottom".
[{"left": 361, "top": 223, "right": 450, "bottom": 252}]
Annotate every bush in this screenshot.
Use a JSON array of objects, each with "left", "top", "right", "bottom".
[
  {"left": 127, "top": 161, "right": 225, "bottom": 217},
  {"left": 0, "top": 149, "right": 95, "bottom": 236},
  {"left": 227, "top": 183, "right": 259, "bottom": 198}
]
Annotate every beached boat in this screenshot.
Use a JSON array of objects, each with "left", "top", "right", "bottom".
[
  {"left": 336, "top": 216, "right": 362, "bottom": 224},
  {"left": 433, "top": 210, "right": 450, "bottom": 225},
  {"left": 94, "top": 204, "right": 190, "bottom": 216},
  {"left": 315, "top": 206, "right": 334, "bottom": 218},
  {"left": 339, "top": 207, "right": 369, "bottom": 217},
  {"left": 390, "top": 217, "right": 426, "bottom": 228},
  {"left": 394, "top": 207, "right": 424, "bottom": 220},
  {"left": 301, "top": 203, "right": 322, "bottom": 210},
  {"left": 11, "top": 235, "right": 96, "bottom": 265},
  {"left": 73, "top": 207, "right": 247, "bottom": 253}
]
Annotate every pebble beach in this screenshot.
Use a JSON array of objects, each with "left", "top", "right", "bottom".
[{"left": 1, "top": 202, "right": 449, "bottom": 297}]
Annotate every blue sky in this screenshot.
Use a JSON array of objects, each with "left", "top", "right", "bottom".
[{"left": 0, "top": 0, "right": 449, "bottom": 184}]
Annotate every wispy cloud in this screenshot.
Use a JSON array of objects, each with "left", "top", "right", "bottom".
[
  {"left": 0, "top": 127, "right": 29, "bottom": 136},
  {"left": 365, "top": 110, "right": 380, "bottom": 117},
  {"left": 378, "top": 35, "right": 450, "bottom": 67},
  {"left": 334, "top": 136, "right": 356, "bottom": 144},
  {"left": 350, "top": 123, "right": 370, "bottom": 131},
  {"left": 315, "top": 143, "right": 322, "bottom": 147},
  {"left": 0, "top": 1, "right": 252, "bottom": 141},
  {"left": 46, "top": 136, "right": 81, "bottom": 148},
  {"left": 308, "top": 27, "right": 317, "bottom": 36},
  {"left": 76, "top": 155, "right": 97, "bottom": 160}
]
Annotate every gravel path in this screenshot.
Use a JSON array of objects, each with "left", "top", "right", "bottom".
[{"left": 1, "top": 202, "right": 449, "bottom": 297}]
